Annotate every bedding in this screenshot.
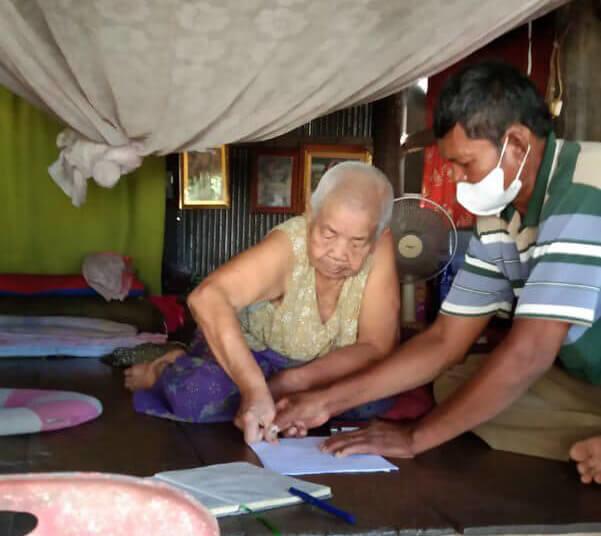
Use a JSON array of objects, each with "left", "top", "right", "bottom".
[
  {"left": 0, "top": 295, "right": 165, "bottom": 333},
  {"left": 0, "top": 274, "right": 144, "bottom": 298},
  {"left": 0, "top": 316, "right": 166, "bottom": 358}
]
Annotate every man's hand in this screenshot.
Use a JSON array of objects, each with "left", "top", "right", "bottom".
[
  {"left": 234, "top": 391, "right": 278, "bottom": 444},
  {"left": 320, "top": 420, "right": 416, "bottom": 458},
  {"left": 267, "top": 368, "right": 307, "bottom": 402},
  {"left": 274, "top": 390, "right": 331, "bottom": 436}
]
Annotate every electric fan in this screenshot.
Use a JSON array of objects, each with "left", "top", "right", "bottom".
[{"left": 390, "top": 194, "right": 458, "bottom": 323}]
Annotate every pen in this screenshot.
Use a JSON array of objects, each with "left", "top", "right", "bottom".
[
  {"left": 329, "top": 425, "right": 360, "bottom": 434},
  {"left": 288, "top": 486, "right": 356, "bottom": 525},
  {"left": 240, "top": 504, "right": 282, "bottom": 536}
]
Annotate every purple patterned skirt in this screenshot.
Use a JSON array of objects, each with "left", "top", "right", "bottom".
[{"left": 133, "top": 332, "right": 394, "bottom": 423}]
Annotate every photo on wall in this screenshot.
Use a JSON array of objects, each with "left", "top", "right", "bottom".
[
  {"left": 179, "top": 146, "right": 230, "bottom": 209},
  {"left": 251, "top": 149, "right": 300, "bottom": 214},
  {"left": 302, "top": 144, "right": 372, "bottom": 204}
]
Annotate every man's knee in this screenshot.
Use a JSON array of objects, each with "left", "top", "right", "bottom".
[{"left": 434, "top": 354, "right": 486, "bottom": 403}]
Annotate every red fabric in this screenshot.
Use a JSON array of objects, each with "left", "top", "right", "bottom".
[
  {"left": 422, "top": 146, "right": 475, "bottom": 229},
  {"left": 0, "top": 274, "right": 145, "bottom": 295},
  {"left": 422, "top": 18, "right": 555, "bottom": 229},
  {"left": 381, "top": 385, "right": 434, "bottom": 421},
  {"left": 149, "top": 295, "right": 186, "bottom": 333}
]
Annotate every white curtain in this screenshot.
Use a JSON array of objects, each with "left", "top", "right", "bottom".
[{"left": 0, "top": 0, "right": 567, "bottom": 204}]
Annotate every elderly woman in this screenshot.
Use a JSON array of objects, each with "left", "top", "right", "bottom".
[{"left": 125, "top": 161, "right": 400, "bottom": 443}]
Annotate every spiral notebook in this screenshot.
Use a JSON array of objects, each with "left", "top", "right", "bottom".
[{"left": 152, "top": 462, "right": 331, "bottom": 517}]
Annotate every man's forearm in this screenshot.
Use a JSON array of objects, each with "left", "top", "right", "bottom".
[
  {"left": 293, "top": 343, "right": 383, "bottom": 391},
  {"left": 411, "top": 345, "right": 552, "bottom": 455},
  {"left": 320, "top": 326, "right": 457, "bottom": 417}
]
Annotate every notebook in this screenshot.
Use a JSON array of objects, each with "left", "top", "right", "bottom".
[
  {"left": 152, "top": 462, "right": 331, "bottom": 517},
  {"left": 250, "top": 436, "right": 399, "bottom": 475}
]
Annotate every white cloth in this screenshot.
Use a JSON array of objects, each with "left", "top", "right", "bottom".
[
  {"left": 0, "top": 0, "right": 568, "bottom": 204},
  {"left": 48, "top": 129, "right": 144, "bottom": 206}
]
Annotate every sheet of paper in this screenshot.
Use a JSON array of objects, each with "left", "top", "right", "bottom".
[{"left": 250, "top": 436, "right": 398, "bottom": 475}]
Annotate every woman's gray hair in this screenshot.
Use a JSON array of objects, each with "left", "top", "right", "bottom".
[{"left": 310, "top": 161, "right": 394, "bottom": 237}]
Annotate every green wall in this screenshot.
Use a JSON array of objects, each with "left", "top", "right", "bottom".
[{"left": 0, "top": 88, "right": 165, "bottom": 294}]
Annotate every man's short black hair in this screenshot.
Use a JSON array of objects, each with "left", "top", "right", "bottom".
[{"left": 433, "top": 61, "right": 553, "bottom": 146}]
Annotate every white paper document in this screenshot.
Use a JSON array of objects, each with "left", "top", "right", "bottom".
[{"left": 250, "top": 436, "right": 398, "bottom": 475}]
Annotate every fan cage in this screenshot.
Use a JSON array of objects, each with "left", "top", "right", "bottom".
[{"left": 392, "top": 194, "right": 458, "bottom": 282}]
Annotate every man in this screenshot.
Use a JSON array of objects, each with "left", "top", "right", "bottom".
[{"left": 275, "top": 61, "right": 601, "bottom": 485}]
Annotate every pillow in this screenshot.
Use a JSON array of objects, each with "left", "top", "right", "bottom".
[
  {"left": 0, "top": 274, "right": 144, "bottom": 298},
  {"left": 0, "top": 388, "right": 102, "bottom": 435}
]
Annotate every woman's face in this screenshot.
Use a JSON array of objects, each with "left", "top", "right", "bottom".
[{"left": 307, "top": 202, "right": 377, "bottom": 280}]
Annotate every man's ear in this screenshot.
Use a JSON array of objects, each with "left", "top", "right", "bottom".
[{"left": 504, "top": 124, "right": 532, "bottom": 161}]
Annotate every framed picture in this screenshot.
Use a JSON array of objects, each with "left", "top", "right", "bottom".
[
  {"left": 251, "top": 149, "right": 300, "bottom": 213},
  {"left": 302, "top": 144, "right": 372, "bottom": 203},
  {"left": 179, "top": 146, "right": 230, "bottom": 208}
]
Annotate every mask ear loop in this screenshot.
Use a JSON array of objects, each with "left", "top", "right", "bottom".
[
  {"left": 497, "top": 137, "right": 509, "bottom": 166},
  {"left": 515, "top": 143, "right": 532, "bottom": 180}
]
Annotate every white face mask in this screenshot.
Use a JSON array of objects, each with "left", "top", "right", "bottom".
[{"left": 456, "top": 137, "right": 531, "bottom": 217}]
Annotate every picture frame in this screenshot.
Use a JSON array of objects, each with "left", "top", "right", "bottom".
[
  {"left": 251, "top": 149, "right": 300, "bottom": 214},
  {"left": 302, "top": 144, "right": 372, "bottom": 204},
  {"left": 179, "top": 145, "right": 230, "bottom": 209}
]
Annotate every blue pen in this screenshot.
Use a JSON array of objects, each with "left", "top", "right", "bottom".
[{"left": 288, "top": 486, "right": 356, "bottom": 525}]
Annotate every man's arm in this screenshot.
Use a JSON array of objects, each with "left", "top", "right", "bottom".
[
  {"left": 274, "top": 312, "right": 491, "bottom": 431},
  {"left": 321, "top": 317, "right": 569, "bottom": 458},
  {"left": 271, "top": 230, "right": 400, "bottom": 397},
  {"left": 410, "top": 317, "right": 569, "bottom": 454}
]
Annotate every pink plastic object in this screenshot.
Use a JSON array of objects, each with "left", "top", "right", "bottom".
[
  {"left": 0, "top": 389, "right": 102, "bottom": 436},
  {"left": 0, "top": 472, "right": 220, "bottom": 536}
]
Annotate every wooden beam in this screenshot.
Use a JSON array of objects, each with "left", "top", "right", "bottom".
[
  {"left": 371, "top": 93, "right": 402, "bottom": 194},
  {"left": 556, "top": 0, "right": 601, "bottom": 141}
]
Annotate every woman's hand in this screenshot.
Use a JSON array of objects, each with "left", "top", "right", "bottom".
[{"left": 234, "top": 390, "right": 279, "bottom": 444}]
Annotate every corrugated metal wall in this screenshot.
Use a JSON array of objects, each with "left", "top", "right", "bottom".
[
  {"left": 290, "top": 105, "right": 373, "bottom": 138},
  {"left": 166, "top": 104, "right": 373, "bottom": 284}
]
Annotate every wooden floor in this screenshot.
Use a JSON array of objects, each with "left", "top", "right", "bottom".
[{"left": 1, "top": 357, "right": 601, "bottom": 535}]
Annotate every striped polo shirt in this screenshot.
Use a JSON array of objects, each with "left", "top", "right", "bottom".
[{"left": 442, "top": 132, "right": 601, "bottom": 384}]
